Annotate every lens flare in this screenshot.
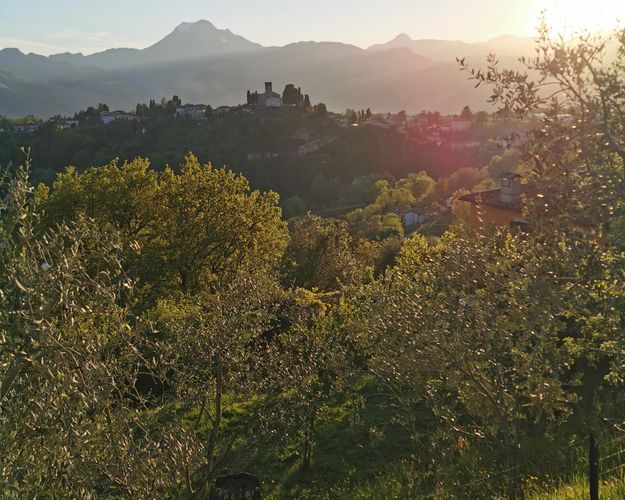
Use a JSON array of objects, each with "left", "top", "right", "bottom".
[{"left": 538, "top": 0, "right": 625, "bottom": 37}]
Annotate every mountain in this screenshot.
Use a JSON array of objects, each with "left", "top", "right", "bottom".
[
  {"left": 46, "top": 20, "right": 262, "bottom": 69},
  {"left": 368, "top": 33, "right": 535, "bottom": 62},
  {"left": 0, "top": 22, "right": 539, "bottom": 118},
  {"left": 140, "top": 20, "right": 262, "bottom": 63}
]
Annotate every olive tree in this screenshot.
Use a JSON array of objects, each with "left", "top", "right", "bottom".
[{"left": 0, "top": 165, "right": 193, "bottom": 496}]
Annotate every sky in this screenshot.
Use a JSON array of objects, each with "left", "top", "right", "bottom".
[{"left": 1, "top": 0, "right": 623, "bottom": 56}]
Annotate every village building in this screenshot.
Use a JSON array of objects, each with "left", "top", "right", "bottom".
[
  {"left": 401, "top": 208, "right": 436, "bottom": 228},
  {"left": 100, "top": 111, "right": 138, "bottom": 125},
  {"left": 60, "top": 119, "right": 79, "bottom": 129},
  {"left": 213, "top": 105, "right": 233, "bottom": 116},
  {"left": 176, "top": 104, "right": 209, "bottom": 120},
  {"left": 458, "top": 172, "right": 530, "bottom": 231},
  {"left": 247, "top": 82, "right": 283, "bottom": 108},
  {"left": 14, "top": 124, "right": 40, "bottom": 134},
  {"left": 49, "top": 117, "right": 79, "bottom": 130}
]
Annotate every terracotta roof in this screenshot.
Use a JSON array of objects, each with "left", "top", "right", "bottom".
[{"left": 458, "top": 185, "right": 534, "bottom": 212}]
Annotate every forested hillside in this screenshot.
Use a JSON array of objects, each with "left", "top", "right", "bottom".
[
  {"left": 0, "top": 104, "right": 502, "bottom": 215},
  {"left": 3, "top": 22, "right": 625, "bottom": 499}
]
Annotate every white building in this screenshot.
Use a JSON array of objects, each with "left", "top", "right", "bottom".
[
  {"left": 100, "top": 111, "right": 138, "bottom": 125},
  {"left": 176, "top": 104, "right": 209, "bottom": 120},
  {"left": 401, "top": 208, "right": 436, "bottom": 228},
  {"left": 14, "top": 124, "right": 39, "bottom": 134}
]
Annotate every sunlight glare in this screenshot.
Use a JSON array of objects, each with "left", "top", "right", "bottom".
[{"left": 538, "top": 0, "right": 625, "bottom": 37}]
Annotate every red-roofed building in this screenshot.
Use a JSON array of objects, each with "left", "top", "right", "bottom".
[{"left": 458, "top": 172, "right": 530, "bottom": 231}]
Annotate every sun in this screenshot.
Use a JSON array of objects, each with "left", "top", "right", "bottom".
[{"left": 537, "top": 0, "right": 625, "bottom": 37}]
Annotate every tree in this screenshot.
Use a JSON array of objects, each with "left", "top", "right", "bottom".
[
  {"left": 358, "top": 230, "right": 580, "bottom": 496},
  {"left": 460, "top": 105, "right": 473, "bottom": 120},
  {"left": 257, "top": 292, "right": 355, "bottom": 472},
  {"left": 0, "top": 164, "right": 187, "bottom": 496},
  {"left": 282, "top": 84, "right": 302, "bottom": 106},
  {"left": 461, "top": 20, "right": 625, "bottom": 389},
  {"left": 44, "top": 158, "right": 158, "bottom": 240},
  {"left": 282, "top": 195, "right": 307, "bottom": 219},
  {"left": 282, "top": 214, "right": 366, "bottom": 291},
  {"left": 150, "top": 272, "right": 280, "bottom": 495},
  {"left": 42, "top": 154, "right": 288, "bottom": 299},
  {"left": 349, "top": 20, "right": 625, "bottom": 496},
  {"left": 315, "top": 102, "right": 327, "bottom": 115},
  {"left": 152, "top": 154, "right": 288, "bottom": 295}
]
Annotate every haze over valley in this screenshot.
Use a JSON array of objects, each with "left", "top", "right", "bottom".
[{"left": 0, "top": 20, "right": 534, "bottom": 117}]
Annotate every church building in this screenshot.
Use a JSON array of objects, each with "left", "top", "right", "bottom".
[{"left": 247, "top": 82, "right": 283, "bottom": 108}]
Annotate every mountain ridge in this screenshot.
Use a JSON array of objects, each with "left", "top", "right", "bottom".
[{"left": 0, "top": 20, "right": 536, "bottom": 117}]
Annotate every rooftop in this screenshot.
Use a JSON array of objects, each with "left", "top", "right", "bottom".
[{"left": 458, "top": 184, "right": 534, "bottom": 212}]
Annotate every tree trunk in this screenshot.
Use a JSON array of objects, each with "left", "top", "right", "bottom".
[
  {"left": 302, "top": 413, "right": 315, "bottom": 471},
  {"left": 500, "top": 419, "right": 521, "bottom": 499},
  {"left": 201, "top": 356, "right": 223, "bottom": 496}
]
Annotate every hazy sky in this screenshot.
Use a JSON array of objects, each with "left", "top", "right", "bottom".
[{"left": 1, "top": 0, "right": 623, "bottom": 55}]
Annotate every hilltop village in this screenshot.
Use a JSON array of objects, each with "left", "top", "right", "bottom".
[{"left": 0, "top": 80, "right": 560, "bottom": 240}]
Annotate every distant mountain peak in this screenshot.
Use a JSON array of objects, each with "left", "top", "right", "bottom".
[
  {"left": 174, "top": 19, "right": 217, "bottom": 32},
  {"left": 139, "top": 18, "right": 262, "bottom": 63},
  {"left": 0, "top": 48, "right": 24, "bottom": 55},
  {"left": 488, "top": 33, "right": 519, "bottom": 41},
  {"left": 393, "top": 33, "right": 414, "bottom": 42}
]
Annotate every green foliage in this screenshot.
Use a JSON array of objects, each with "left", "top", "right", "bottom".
[
  {"left": 6, "top": 18, "right": 625, "bottom": 499},
  {"left": 43, "top": 154, "right": 288, "bottom": 299},
  {"left": 282, "top": 214, "right": 367, "bottom": 291},
  {"left": 0, "top": 163, "right": 188, "bottom": 497}
]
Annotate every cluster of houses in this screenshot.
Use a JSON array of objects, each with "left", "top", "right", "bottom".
[
  {"left": 11, "top": 124, "right": 41, "bottom": 134},
  {"left": 1, "top": 117, "right": 79, "bottom": 135},
  {"left": 413, "top": 116, "right": 477, "bottom": 148}
]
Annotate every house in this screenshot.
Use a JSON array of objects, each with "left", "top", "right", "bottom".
[
  {"left": 401, "top": 208, "right": 436, "bottom": 228},
  {"left": 213, "top": 106, "right": 233, "bottom": 116},
  {"left": 61, "top": 119, "right": 79, "bottom": 129},
  {"left": 14, "top": 124, "right": 40, "bottom": 134},
  {"left": 49, "top": 117, "right": 79, "bottom": 130},
  {"left": 100, "top": 111, "right": 138, "bottom": 125},
  {"left": 248, "top": 82, "right": 283, "bottom": 108},
  {"left": 458, "top": 172, "right": 530, "bottom": 231},
  {"left": 176, "top": 104, "right": 208, "bottom": 120}
]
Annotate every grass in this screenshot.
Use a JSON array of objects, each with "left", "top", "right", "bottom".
[
  {"left": 220, "top": 379, "right": 412, "bottom": 499},
  {"left": 528, "top": 473, "right": 625, "bottom": 499},
  {"left": 177, "top": 380, "right": 625, "bottom": 498}
]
